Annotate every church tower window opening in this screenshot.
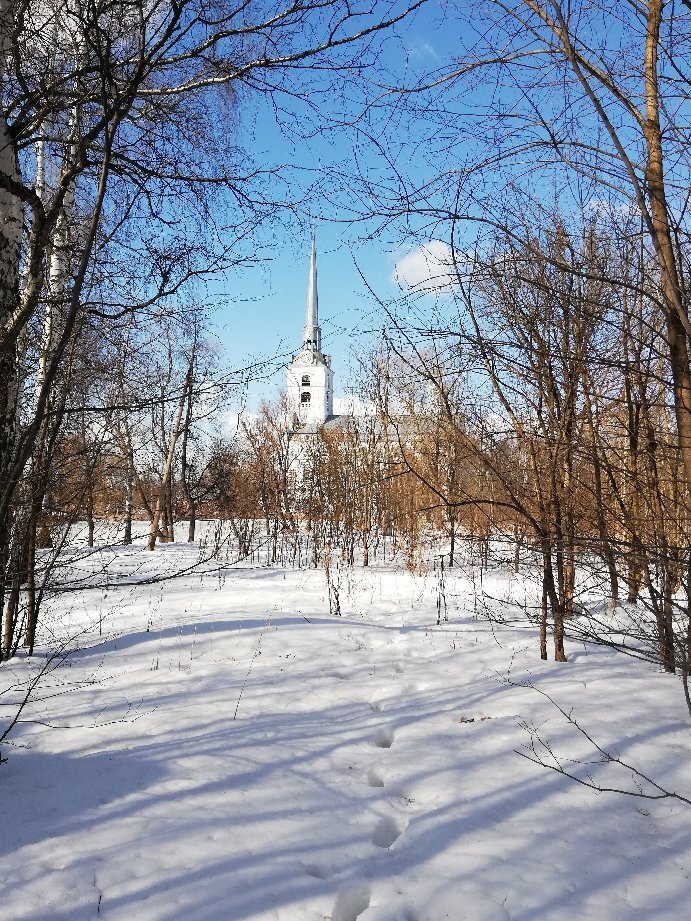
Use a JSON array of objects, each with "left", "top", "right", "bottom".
[
  {"left": 301, "top": 391, "right": 311, "bottom": 404},
  {"left": 301, "top": 375, "right": 311, "bottom": 386}
]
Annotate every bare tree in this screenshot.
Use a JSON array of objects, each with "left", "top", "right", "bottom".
[{"left": 0, "top": 0, "right": 425, "bottom": 655}]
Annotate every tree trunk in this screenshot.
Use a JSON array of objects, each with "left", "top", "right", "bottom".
[
  {"left": 24, "top": 522, "right": 38, "bottom": 655},
  {"left": 180, "top": 377, "right": 197, "bottom": 542},
  {"left": 123, "top": 450, "right": 134, "bottom": 545},
  {"left": 540, "top": 571, "right": 548, "bottom": 661},
  {"left": 0, "top": 43, "right": 23, "bottom": 644},
  {"left": 643, "top": 0, "right": 691, "bottom": 507},
  {"left": 541, "top": 534, "right": 567, "bottom": 662},
  {"left": 147, "top": 357, "right": 194, "bottom": 551}
]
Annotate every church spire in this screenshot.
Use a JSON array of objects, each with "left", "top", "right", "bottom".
[
  {"left": 302, "top": 230, "right": 321, "bottom": 352},
  {"left": 287, "top": 228, "right": 334, "bottom": 428}
]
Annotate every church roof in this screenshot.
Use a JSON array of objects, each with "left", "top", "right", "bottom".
[
  {"left": 304, "top": 232, "right": 318, "bottom": 331},
  {"left": 291, "top": 414, "right": 432, "bottom": 441}
]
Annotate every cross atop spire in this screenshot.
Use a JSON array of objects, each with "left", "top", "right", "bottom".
[{"left": 302, "top": 230, "right": 321, "bottom": 352}]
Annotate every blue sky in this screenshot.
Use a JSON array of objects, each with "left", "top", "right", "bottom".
[
  {"left": 204, "top": 3, "right": 451, "bottom": 414},
  {"left": 189, "top": 0, "right": 689, "bottom": 419},
  {"left": 212, "top": 218, "right": 401, "bottom": 412},
  {"left": 204, "top": 0, "right": 641, "bottom": 416}
]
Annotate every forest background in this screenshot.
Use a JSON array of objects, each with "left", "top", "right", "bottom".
[{"left": 2, "top": 0, "right": 691, "bottom": 726}]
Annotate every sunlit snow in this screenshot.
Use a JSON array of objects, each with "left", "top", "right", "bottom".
[{"left": 1, "top": 526, "right": 689, "bottom": 920}]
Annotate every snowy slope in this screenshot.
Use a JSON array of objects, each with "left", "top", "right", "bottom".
[{"left": 1, "top": 538, "right": 689, "bottom": 921}]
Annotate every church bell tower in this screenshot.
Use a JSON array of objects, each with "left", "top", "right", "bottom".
[{"left": 286, "top": 233, "right": 334, "bottom": 428}]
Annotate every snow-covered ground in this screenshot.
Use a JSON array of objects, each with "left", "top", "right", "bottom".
[{"left": 2, "top": 532, "right": 690, "bottom": 921}]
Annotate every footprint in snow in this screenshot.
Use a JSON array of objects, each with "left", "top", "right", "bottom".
[
  {"left": 302, "top": 862, "right": 334, "bottom": 880},
  {"left": 332, "top": 884, "right": 371, "bottom": 921},
  {"left": 371, "top": 814, "right": 407, "bottom": 849},
  {"left": 367, "top": 766, "right": 385, "bottom": 788},
  {"left": 372, "top": 727, "right": 395, "bottom": 749}
]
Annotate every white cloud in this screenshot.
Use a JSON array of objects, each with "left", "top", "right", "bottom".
[
  {"left": 408, "top": 39, "right": 438, "bottom": 60},
  {"left": 392, "top": 241, "right": 458, "bottom": 293},
  {"left": 586, "top": 197, "right": 638, "bottom": 221}
]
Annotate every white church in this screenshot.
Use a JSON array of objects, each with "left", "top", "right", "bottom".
[
  {"left": 284, "top": 235, "right": 422, "bottom": 475},
  {"left": 286, "top": 234, "right": 335, "bottom": 434}
]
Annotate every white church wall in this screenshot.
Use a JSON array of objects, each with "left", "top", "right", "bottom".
[
  {"left": 286, "top": 233, "right": 334, "bottom": 430},
  {"left": 286, "top": 355, "right": 333, "bottom": 426}
]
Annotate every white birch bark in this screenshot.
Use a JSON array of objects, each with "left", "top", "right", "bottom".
[
  {"left": 0, "top": 0, "right": 23, "bottom": 477},
  {"left": 14, "top": 135, "right": 46, "bottom": 416},
  {"left": 33, "top": 17, "right": 80, "bottom": 414}
]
